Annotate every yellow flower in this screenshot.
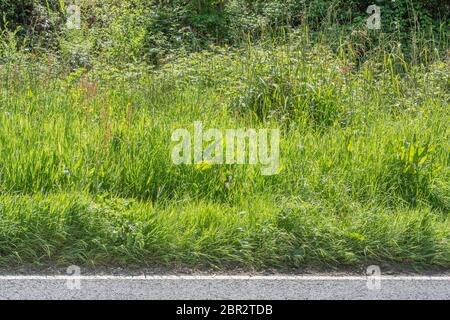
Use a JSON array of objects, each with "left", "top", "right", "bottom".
[{"left": 195, "top": 160, "right": 213, "bottom": 171}]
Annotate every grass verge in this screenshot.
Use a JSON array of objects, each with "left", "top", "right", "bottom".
[{"left": 0, "top": 37, "right": 448, "bottom": 269}]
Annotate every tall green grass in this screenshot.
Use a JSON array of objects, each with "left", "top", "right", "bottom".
[{"left": 0, "top": 32, "right": 448, "bottom": 269}]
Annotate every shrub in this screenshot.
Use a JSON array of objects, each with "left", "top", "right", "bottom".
[{"left": 1, "top": 0, "right": 449, "bottom": 66}]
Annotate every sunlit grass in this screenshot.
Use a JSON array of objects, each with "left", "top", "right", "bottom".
[{"left": 0, "top": 36, "right": 448, "bottom": 269}]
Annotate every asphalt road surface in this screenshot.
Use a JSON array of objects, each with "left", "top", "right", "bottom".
[{"left": 0, "top": 274, "right": 449, "bottom": 300}]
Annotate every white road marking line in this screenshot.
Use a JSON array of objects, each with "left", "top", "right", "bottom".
[{"left": 0, "top": 275, "right": 448, "bottom": 281}]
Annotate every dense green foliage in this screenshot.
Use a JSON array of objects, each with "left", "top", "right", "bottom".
[
  {"left": 1, "top": 0, "right": 449, "bottom": 65},
  {"left": 0, "top": 39, "right": 449, "bottom": 268},
  {"left": 0, "top": 1, "right": 448, "bottom": 269}
]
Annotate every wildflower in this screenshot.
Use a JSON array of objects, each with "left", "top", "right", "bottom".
[{"left": 195, "top": 160, "right": 213, "bottom": 171}]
